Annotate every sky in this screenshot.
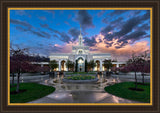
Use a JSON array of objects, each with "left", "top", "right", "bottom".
[{"left": 10, "top": 9, "right": 150, "bottom": 61}]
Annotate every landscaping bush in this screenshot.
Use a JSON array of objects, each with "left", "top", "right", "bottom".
[{"left": 64, "top": 75, "right": 95, "bottom": 80}]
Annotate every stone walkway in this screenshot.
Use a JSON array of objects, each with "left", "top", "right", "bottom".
[
  {"left": 12, "top": 73, "right": 147, "bottom": 103},
  {"left": 28, "top": 90, "right": 139, "bottom": 103},
  {"left": 28, "top": 78, "right": 140, "bottom": 103}
]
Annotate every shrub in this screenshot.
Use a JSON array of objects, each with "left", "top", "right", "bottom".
[{"left": 65, "top": 75, "right": 95, "bottom": 80}]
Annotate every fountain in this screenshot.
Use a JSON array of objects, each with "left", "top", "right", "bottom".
[
  {"left": 62, "top": 75, "right": 98, "bottom": 83},
  {"left": 48, "top": 71, "right": 119, "bottom": 92}
]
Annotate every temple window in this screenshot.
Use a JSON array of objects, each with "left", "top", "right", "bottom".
[{"left": 79, "top": 50, "right": 82, "bottom": 54}]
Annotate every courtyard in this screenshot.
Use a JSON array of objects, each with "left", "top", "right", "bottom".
[{"left": 10, "top": 72, "right": 150, "bottom": 103}]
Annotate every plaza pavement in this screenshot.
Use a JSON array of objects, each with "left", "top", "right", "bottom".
[
  {"left": 10, "top": 73, "right": 149, "bottom": 103},
  {"left": 28, "top": 90, "right": 140, "bottom": 103}
]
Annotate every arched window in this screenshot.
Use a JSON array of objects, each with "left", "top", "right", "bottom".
[{"left": 79, "top": 50, "right": 82, "bottom": 54}]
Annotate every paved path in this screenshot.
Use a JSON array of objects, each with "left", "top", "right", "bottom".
[
  {"left": 28, "top": 90, "right": 139, "bottom": 103},
  {"left": 112, "top": 74, "right": 150, "bottom": 83},
  {"left": 28, "top": 78, "right": 140, "bottom": 103},
  {"left": 10, "top": 73, "right": 148, "bottom": 103},
  {"left": 10, "top": 74, "right": 49, "bottom": 83}
]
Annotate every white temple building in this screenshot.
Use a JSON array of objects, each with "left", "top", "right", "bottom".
[{"left": 49, "top": 28, "right": 126, "bottom": 72}]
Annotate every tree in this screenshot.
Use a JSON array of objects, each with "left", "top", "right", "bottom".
[
  {"left": 87, "top": 60, "right": 96, "bottom": 71},
  {"left": 66, "top": 60, "right": 74, "bottom": 71},
  {"left": 10, "top": 59, "right": 16, "bottom": 86},
  {"left": 119, "top": 66, "right": 130, "bottom": 73},
  {"left": 140, "top": 61, "right": 150, "bottom": 84},
  {"left": 139, "top": 51, "right": 150, "bottom": 84},
  {"left": 36, "top": 65, "right": 50, "bottom": 74},
  {"left": 42, "top": 66, "right": 50, "bottom": 74},
  {"left": 75, "top": 60, "right": 78, "bottom": 72},
  {"left": 126, "top": 53, "right": 144, "bottom": 89},
  {"left": 10, "top": 47, "right": 31, "bottom": 92},
  {"left": 103, "top": 59, "right": 113, "bottom": 71},
  {"left": 49, "top": 60, "right": 58, "bottom": 72},
  {"left": 112, "top": 59, "right": 117, "bottom": 62},
  {"left": 85, "top": 59, "right": 88, "bottom": 72},
  {"left": 111, "top": 66, "right": 120, "bottom": 74},
  {"left": 70, "top": 62, "right": 75, "bottom": 71}
]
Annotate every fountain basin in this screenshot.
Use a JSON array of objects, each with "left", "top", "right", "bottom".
[{"left": 62, "top": 78, "right": 99, "bottom": 83}]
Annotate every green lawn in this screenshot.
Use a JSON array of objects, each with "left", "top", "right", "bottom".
[
  {"left": 10, "top": 83, "right": 55, "bottom": 103},
  {"left": 104, "top": 82, "right": 150, "bottom": 103}
]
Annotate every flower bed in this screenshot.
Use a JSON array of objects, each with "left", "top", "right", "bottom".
[{"left": 64, "top": 75, "right": 95, "bottom": 80}]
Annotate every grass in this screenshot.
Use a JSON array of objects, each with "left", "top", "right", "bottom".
[
  {"left": 104, "top": 82, "right": 150, "bottom": 103},
  {"left": 64, "top": 75, "right": 96, "bottom": 80},
  {"left": 10, "top": 83, "right": 55, "bottom": 103}
]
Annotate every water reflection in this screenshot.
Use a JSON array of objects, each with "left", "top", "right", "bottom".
[
  {"left": 30, "top": 73, "right": 139, "bottom": 103},
  {"left": 48, "top": 73, "right": 120, "bottom": 92}
]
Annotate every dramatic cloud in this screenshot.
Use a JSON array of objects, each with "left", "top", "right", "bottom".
[
  {"left": 53, "top": 34, "right": 59, "bottom": 38},
  {"left": 141, "top": 10, "right": 150, "bottom": 20},
  {"left": 108, "top": 10, "right": 128, "bottom": 16},
  {"left": 102, "top": 10, "right": 128, "bottom": 24},
  {"left": 68, "top": 28, "right": 80, "bottom": 42},
  {"left": 102, "top": 18, "right": 108, "bottom": 24},
  {"left": 116, "top": 17, "right": 142, "bottom": 36},
  {"left": 75, "top": 10, "right": 95, "bottom": 30},
  {"left": 40, "top": 23, "right": 49, "bottom": 28},
  {"left": 29, "top": 30, "right": 51, "bottom": 38},
  {"left": 40, "top": 23, "right": 54, "bottom": 32},
  {"left": 136, "top": 23, "right": 150, "bottom": 31},
  {"left": 11, "top": 19, "right": 51, "bottom": 38},
  {"left": 88, "top": 34, "right": 150, "bottom": 61},
  {"left": 119, "top": 31, "right": 146, "bottom": 43},
  {"left": 84, "top": 36, "right": 97, "bottom": 46},
  {"left": 110, "top": 17, "right": 124, "bottom": 28},
  {"left": 10, "top": 19, "right": 32, "bottom": 29},
  {"left": 50, "top": 33, "right": 150, "bottom": 61},
  {"left": 58, "top": 32, "right": 71, "bottom": 43},
  {"left": 101, "top": 26, "right": 113, "bottom": 36},
  {"left": 50, "top": 41, "right": 79, "bottom": 54},
  {"left": 48, "top": 44, "right": 62, "bottom": 52},
  {"left": 15, "top": 26, "right": 28, "bottom": 32},
  {"left": 10, "top": 10, "right": 151, "bottom": 61},
  {"left": 53, "top": 30, "right": 71, "bottom": 43},
  {"left": 101, "top": 10, "right": 150, "bottom": 46}
]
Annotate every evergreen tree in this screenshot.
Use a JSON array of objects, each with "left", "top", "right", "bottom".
[
  {"left": 85, "top": 59, "right": 88, "bottom": 72},
  {"left": 87, "top": 60, "right": 96, "bottom": 71},
  {"left": 75, "top": 60, "right": 78, "bottom": 72},
  {"left": 66, "top": 60, "right": 74, "bottom": 71},
  {"left": 49, "top": 60, "right": 58, "bottom": 72},
  {"left": 103, "top": 59, "right": 113, "bottom": 71}
]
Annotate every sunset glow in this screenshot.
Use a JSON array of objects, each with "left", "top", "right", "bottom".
[{"left": 10, "top": 9, "right": 150, "bottom": 61}]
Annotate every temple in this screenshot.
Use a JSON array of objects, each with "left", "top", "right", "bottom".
[{"left": 49, "top": 27, "right": 125, "bottom": 72}]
